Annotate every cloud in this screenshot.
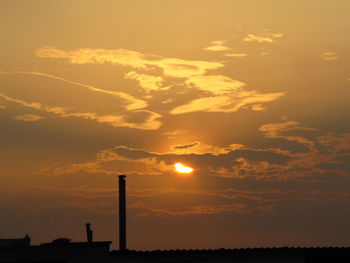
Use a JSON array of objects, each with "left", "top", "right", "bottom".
[
  {"left": 14, "top": 114, "right": 45, "bottom": 122},
  {"left": 253, "top": 121, "right": 350, "bottom": 179},
  {"left": 36, "top": 47, "right": 224, "bottom": 79},
  {"left": 167, "top": 75, "right": 283, "bottom": 114},
  {"left": 224, "top": 53, "right": 248, "bottom": 57},
  {"left": 172, "top": 142, "right": 244, "bottom": 155},
  {"left": 5, "top": 175, "right": 350, "bottom": 219},
  {"left": 244, "top": 33, "right": 283, "bottom": 43},
  {"left": 1, "top": 71, "right": 147, "bottom": 111},
  {"left": 45, "top": 141, "right": 293, "bottom": 179},
  {"left": 259, "top": 121, "right": 317, "bottom": 149},
  {"left": 250, "top": 104, "right": 266, "bottom": 111},
  {"left": 131, "top": 203, "right": 247, "bottom": 216},
  {"left": 36, "top": 47, "right": 149, "bottom": 69},
  {"left": 5, "top": 184, "right": 274, "bottom": 217},
  {"left": 0, "top": 71, "right": 162, "bottom": 130},
  {"left": 1, "top": 92, "right": 161, "bottom": 129},
  {"left": 321, "top": 52, "right": 339, "bottom": 61},
  {"left": 204, "top": 40, "right": 231, "bottom": 52},
  {"left": 35, "top": 47, "right": 284, "bottom": 115},
  {"left": 185, "top": 75, "right": 246, "bottom": 95},
  {"left": 41, "top": 117, "right": 350, "bottom": 182},
  {"left": 204, "top": 46, "right": 231, "bottom": 52},
  {"left": 14, "top": 181, "right": 350, "bottom": 220},
  {"left": 172, "top": 142, "right": 200, "bottom": 150},
  {"left": 162, "top": 130, "right": 186, "bottom": 139},
  {"left": 161, "top": 98, "right": 175, "bottom": 104},
  {"left": 125, "top": 71, "right": 164, "bottom": 93},
  {"left": 210, "top": 40, "right": 226, "bottom": 46},
  {"left": 0, "top": 104, "right": 6, "bottom": 109},
  {"left": 170, "top": 92, "right": 284, "bottom": 114}
]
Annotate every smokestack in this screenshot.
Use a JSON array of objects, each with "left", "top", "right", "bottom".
[
  {"left": 118, "top": 175, "right": 126, "bottom": 251},
  {"left": 85, "top": 223, "right": 93, "bottom": 243}
]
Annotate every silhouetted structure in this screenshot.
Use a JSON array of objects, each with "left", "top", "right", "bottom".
[
  {"left": 0, "top": 240, "right": 111, "bottom": 263},
  {"left": 0, "top": 235, "right": 31, "bottom": 248},
  {"left": 0, "top": 226, "right": 111, "bottom": 263},
  {"left": 118, "top": 175, "right": 127, "bottom": 251},
  {"left": 85, "top": 223, "right": 93, "bottom": 243},
  {"left": 110, "top": 247, "right": 350, "bottom": 263},
  {"left": 2, "top": 177, "right": 350, "bottom": 262}
]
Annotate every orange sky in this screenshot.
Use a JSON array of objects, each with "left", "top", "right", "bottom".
[{"left": 1, "top": 0, "right": 350, "bottom": 250}]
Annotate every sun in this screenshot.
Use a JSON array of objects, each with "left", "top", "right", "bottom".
[{"left": 174, "top": 162, "right": 193, "bottom": 174}]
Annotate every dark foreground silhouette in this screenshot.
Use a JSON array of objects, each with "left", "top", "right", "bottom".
[
  {"left": 2, "top": 178, "right": 349, "bottom": 263},
  {"left": 3, "top": 177, "right": 349, "bottom": 262},
  {"left": 1, "top": 235, "right": 350, "bottom": 263},
  {"left": 110, "top": 247, "right": 350, "bottom": 263}
]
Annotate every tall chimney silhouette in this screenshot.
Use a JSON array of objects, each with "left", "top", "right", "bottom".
[
  {"left": 118, "top": 175, "right": 126, "bottom": 251},
  {"left": 85, "top": 223, "right": 93, "bottom": 243}
]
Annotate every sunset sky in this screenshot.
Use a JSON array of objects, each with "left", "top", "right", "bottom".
[{"left": 1, "top": 0, "right": 350, "bottom": 250}]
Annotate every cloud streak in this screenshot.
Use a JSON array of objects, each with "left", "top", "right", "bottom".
[
  {"left": 125, "top": 71, "right": 164, "bottom": 93},
  {"left": 224, "top": 53, "right": 248, "bottom": 57},
  {"left": 321, "top": 51, "right": 339, "bottom": 61},
  {"left": 1, "top": 71, "right": 147, "bottom": 111},
  {"left": 14, "top": 114, "right": 45, "bottom": 122},
  {"left": 0, "top": 71, "right": 161, "bottom": 130},
  {"left": 204, "top": 40, "right": 231, "bottom": 52},
  {"left": 244, "top": 33, "right": 283, "bottom": 43},
  {"left": 171, "top": 91, "right": 283, "bottom": 114},
  {"left": 43, "top": 119, "right": 350, "bottom": 182},
  {"left": 36, "top": 47, "right": 224, "bottom": 78},
  {"left": 34, "top": 47, "right": 285, "bottom": 117}
]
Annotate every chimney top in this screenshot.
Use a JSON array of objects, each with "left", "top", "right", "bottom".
[{"left": 85, "top": 223, "right": 93, "bottom": 243}]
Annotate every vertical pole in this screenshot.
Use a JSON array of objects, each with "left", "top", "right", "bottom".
[
  {"left": 85, "top": 223, "right": 93, "bottom": 243},
  {"left": 118, "top": 175, "right": 126, "bottom": 251}
]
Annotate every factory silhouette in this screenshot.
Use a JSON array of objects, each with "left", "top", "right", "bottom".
[{"left": 1, "top": 175, "right": 349, "bottom": 262}]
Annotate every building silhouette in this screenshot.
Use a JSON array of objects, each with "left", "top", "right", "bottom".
[
  {"left": 0, "top": 235, "right": 31, "bottom": 248},
  {"left": 0, "top": 225, "right": 111, "bottom": 263}
]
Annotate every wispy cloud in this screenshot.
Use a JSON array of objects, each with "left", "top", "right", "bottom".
[
  {"left": 131, "top": 203, "right": 247, "bottom": 216},
  {"left": 35, "top": 47, "right": 284, "bottom": 116},
  {"left": 44, "top": 140, "right": 292, "bottom": 179},
  {"left": 185, "top": 75, "right": 246, "bottom": 95},
  {"left": 162, "top": 130, "right": 187, "bottom": 139},
  {"left": 250, "top": 104, "right": 266, "bottom": 111},
  {"left": 204, "top": 40, "right": 231, "bottom": 52},
  {"left": 14, "top": 114, "right": 44, "bottom": 122},
  {"left": 210, "top": 40, "right": 226, "bottom": 46},
  {"left": 171, "top": 142, "right": 244, "bottom": 155},
  {"left": 170, "top": 75, "right": 283, "bottom": 114},
  {"left": 41, "top": 118, "right": 350, "bottom": 183},
  {"left": 170, "top": 92, "right": 283, "bottom": 114},
  {"left": 0, "top": 71, "right": 147, "bottom": 111},
  {"left": 204, "top": 46, "right": 231, "bottom": 52},
  {"left": 1, "top": 92, "right": 161, "bottom": 129},
  {"left": 36, "top": 47, "right": 224, "bottom": 78},
  {"left": 0, "top": 71, "right": 161, "bottom": 130},
  {"left": 244, "top": 33, "right": 283, "bottom": 43},
  {"left": 259, "top": 121, "right": 317, "bottom": 150},
  {"left": 224, "top": 53, "right": 248, "bottom": 57},
  {"left": 125, "top": 71, "right": 164, "bottom": 93},
  {"left": 321, "top": 51, "right": 339, "bottom": 61},
  {"left": 172, "top": 142, "right": 200, "bottom": 150}
]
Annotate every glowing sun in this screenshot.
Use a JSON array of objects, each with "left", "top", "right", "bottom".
[{"left": 174, "top": 162, "right": 193, "bottom": 174}]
